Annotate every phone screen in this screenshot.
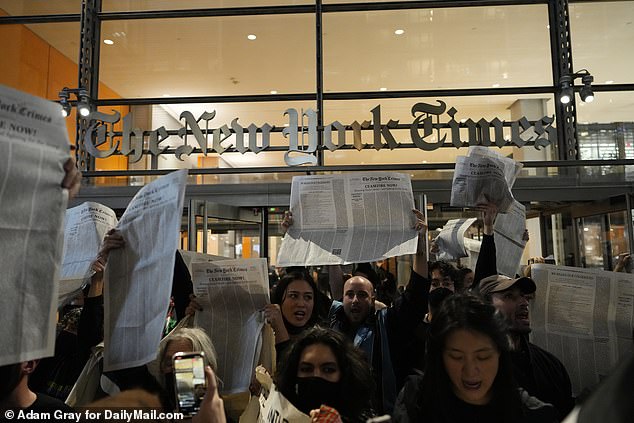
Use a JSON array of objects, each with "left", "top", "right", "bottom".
[{"left": 173, "top": 352, "right": 206, "bottom": 416}]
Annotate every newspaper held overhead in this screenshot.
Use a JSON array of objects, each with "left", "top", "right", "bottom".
[
  {"left": 492, "top": 200, "right": 527, "bottom": 277},
  {"left": 530, "top": 264, "right": 634, "bottom": 395},
  {"left": 192, "top": 258, "right": 270, "bottom": 394},
  {"left": 0, "top": 84, "right": 72, "bottom": 366},
  {"left": 277, "top": 172, "right": 418, "bottom": 267},
  {"left": 60, "top": 202, "right": 118, "bottom": 304},
  {"left": 104, "top": 169, "right": 188, "bottom": 372},
  {"left": 450, "top": 147, "right": 523, "bottom": 213},
  {"left": 434, "top": 218, "right": 477, "bottom": 261}
]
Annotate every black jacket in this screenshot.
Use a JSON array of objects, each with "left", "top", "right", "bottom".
[{"left": 393, "top": 374, "right": 557, "bottom": 423}]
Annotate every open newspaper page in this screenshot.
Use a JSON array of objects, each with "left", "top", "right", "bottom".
[
  {"left": 178, "top": 249, "right": 227, "bottom": 275},
  {"left": 0, "top": 85, "right": 71, "bottom": 366},
  {"left": 277, "top": 172, "right": 417, "bottom": 266},
  {"left": 434, "top": 218, "right": 477, "bottom": 261},
  {"left": 104, "top": 170, "right": 188, "bottom": 371},
  {"left": 493, "top": 200, "right": 527, "bottom": 277},
  {"left": 450, "top": 149, "right": 520, "bottom": 212},
  {"left": 60, "top": 202, "right": 118, "bottom": 304},
  {"left": 530, "top": 264, "right": 634, "bottom": 395},
  {"left": 192, "top": 258, "right": 269, "bottom": 394},
  {"left": 469, "top": 146, "right": 523, "bottom": 188}
]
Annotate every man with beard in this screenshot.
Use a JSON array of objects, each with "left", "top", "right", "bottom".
[
  {"left": 479, "top": 274, "right": 575, "bottom": 421},
  {"left": 328, "top": 210, "right": 431, "bottom": 415}
]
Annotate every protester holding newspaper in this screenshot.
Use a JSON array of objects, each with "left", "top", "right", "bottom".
[{"left": 265, "top": 269, "right": 329, "bottom": 361}]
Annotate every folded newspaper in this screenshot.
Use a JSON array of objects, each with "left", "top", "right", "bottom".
[
  {"left": 450, "top": 147, "right": 523, "bottom": 212},
  {"left": 277, "top": 172, "right": 418, "bottom": 266},
  {"left": 434, "top": 218, "right": 477, "bottom": 261}
]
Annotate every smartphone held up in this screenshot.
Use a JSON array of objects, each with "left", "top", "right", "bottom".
[{"left": 173, "top": 351, "right": 207, "bottom": 417}]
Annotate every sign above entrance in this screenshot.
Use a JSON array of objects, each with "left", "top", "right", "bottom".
[{"left": 84, "top": 101, "right": 555, "bottom": 166}]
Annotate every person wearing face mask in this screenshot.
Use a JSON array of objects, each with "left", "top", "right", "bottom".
[
  {"left": 264, "top": 271, "right": 329, "bottom": 361},
  {"left": 393, "top": 294, "right": 556, "bottom": 423},
  {"left": 275, "top": 327, "right": 375, "bottom": 422}
]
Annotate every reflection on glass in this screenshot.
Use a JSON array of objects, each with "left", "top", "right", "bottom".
[
  {"left": 570, "top": 1, "right": 634, "bottom": 85},
  {"left": 323, "top": 5, "right": 551, "bottom": 91},
  {"left": 0, "top": 22, "right": 80, "bottom": 100},
  {"left": 0, "top": 1, "right": 81, "bottom": 15},
  {"left": 99, "top": 15, "right": 315, "bottom": 98},
  {"left": 102, "top": 0, "right": 313, "bottom": 12},
  {"left": 579, "top": 216, "right": 605, "bottom": 269},
  {"left": 608, "top": 211, "right": 630, "bottom": 268}
]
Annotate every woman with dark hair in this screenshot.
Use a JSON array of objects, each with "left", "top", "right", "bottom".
[
  {"left": 264, "top": 270, "right": 329, "bottom": 358},
  {"left": 275, "top": 326, "right": 375, "bottom": 422},
  {"left": 393, "top": 294, "right": 556, "bottom": 423}
]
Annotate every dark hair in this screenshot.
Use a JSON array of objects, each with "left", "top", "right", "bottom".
[
  {"left": 455, "top": 267, "right": 474, "bottom": 292},
  {"left": 271, "top": 270, "right": 327, "bottom": 329},
  {"left": 429, "top": 261, "right": 457, "bottom": 282},
  {"left": 420, "top": 294, "right": 523, "bottom": 421},
  {"left": 276, "top": 327, "right": 375, "bottom": 421}
]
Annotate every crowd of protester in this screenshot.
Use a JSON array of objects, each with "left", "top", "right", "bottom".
[{"left": 2, "top": 160, "right": 632, "bottom": 423}]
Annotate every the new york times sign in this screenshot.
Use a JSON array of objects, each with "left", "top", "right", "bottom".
[{"left": 84, "top": 101, "right": 555, "bottom": 166}]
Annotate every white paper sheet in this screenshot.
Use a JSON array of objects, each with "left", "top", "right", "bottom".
[
  {"left": 277, "top": 172, "right": 418, "bottom": 266},
  {"left": 103, "top": 169, "right": 188, "bottom": 371},
  {"left": 434, "top": 218, "right": 477, "bottom": 261},
  {"left": 192, "top": 258, "right": 270, "bottom": 394},
  {"left": 0, "top": 85, "right": 71, "bottom": 366},
  {"left": 60, "top": 202, "right": 118, "bottom": 304},
  {"left": 493, "top": 200, "right": 527, "bottom": 277},
  {"left": 450, "top": 147, "right": 523, "bottom": 212},
  {"left": 530, "top": 264, "right": 634, "bottom": 395}
]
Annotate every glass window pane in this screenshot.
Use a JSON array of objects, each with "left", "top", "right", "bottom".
[
  {"left": 0, "top": 1, "right": 81, "bottom": 16},
  {"left": 0, "top": 22, "right": 80, "bottom": 99},
  {"left": 323, "top": 5, "right": 551, "bottom": 92},
  {"left": 570, "top": 1, "right": 634, "bottom": 84},
  {"left": 99, "top": 15, "right": 315, "bottom": 98},
  {"left": 103, "top": 1, "right": 313, "bottom": 12},
  {"left": 577, "top": 92, "right": 634, "bottom": 165}
]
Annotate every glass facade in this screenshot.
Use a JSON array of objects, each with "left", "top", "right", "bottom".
[{"left": 1, "top": 0, "right": 633, "bottom": 267}]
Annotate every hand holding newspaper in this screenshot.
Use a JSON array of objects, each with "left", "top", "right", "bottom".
[
  {"left": 104, "top": 169, "right": 188, "bottom": 371},
  {"left": 277, "top": 172, "right": 418, "bottom": 266},
  {"left": 60, "top": 202, "right": 118, "bottom": 304},
  {"left": 0, "top": 85, "right": 73, "bottom": 366},
  {"left": 450, "top": 147, "right": 523, "bottom": 212},
  {"left": 192, "top": 258, "right": 270, "bottom": 394}
]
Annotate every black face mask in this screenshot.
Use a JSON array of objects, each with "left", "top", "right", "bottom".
[
  {"left": 293, "top": 377, "right": 341, "bottom": 415},
  {"left": 428, "top": 287, "right": 453, "bottom": 311}
]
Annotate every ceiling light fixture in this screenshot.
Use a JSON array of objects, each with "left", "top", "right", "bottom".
[
  {"left": 103, "top": 39, "right": 114, "bottom": 45},
  {"left": 394, "top": 29, "right": 405, "bottom": 35},
  {"left": 247, "top": 34, "right": 257, "bottom": 40},
  {"left": 559, "top": 69, "right": 595, "bottom": 104},
  {"left": 605, "top": 80, "right": 614, "bottom": 84},
  {"left": 379, "top": 87, "right": 387, "bottom": 91},
  {"left": 270, "top": 90, "right": 278, "bottom": 94}
]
